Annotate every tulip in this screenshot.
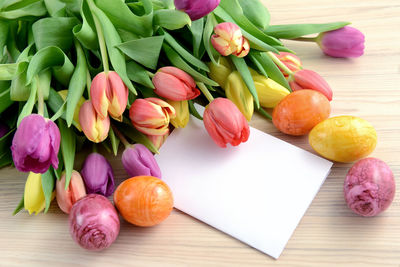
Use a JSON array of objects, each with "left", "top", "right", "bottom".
[
  {"left": 167, "top": 100, "right": 189, "bottom": 128},
  {"left": 288, "top": 69, "right": 333, "bottom": 101},
  {"left": 224, "top": 71, "right": 254, "bottom": 121},
  {"left": 11, "top": 114, "right": 60, "bottom": 174},
  {"left": 208, "top": 57, "right": 234, "bottom": 88},
  {"left": 211, "top": 22, "right": 250, "bottom": 58},
  {"left": 58, "top": 90, "right": 85, "bottom": 131},
  {"left": 146, "top": 132, "right": 169, "bottom": 150},
  {"left": 174, "top": 0, "right": 220, "bottom": 21},
  {"left": 79, "top": 101, "right": 110, "bottom": 143},
  {"left": 122, "top": 144, "right": 162, "bottom": 178},
  {"left": 56, "top": 170, "right": 87, "bottom": 214},
  {"left": 81, "top": 153, "right": 115, "bottom": 197},
  {"left": 274, "top": 52, "right": 302, "bottom": 77},
  {"left": 0, "top": 121, "right": 9, "bottom": 138},
  {"left": 252, "top": 74, "right": 290, "bottom": 108},
  {"left": 152, "top": 67, "right": 200, "bottom": 101},
  {"left": 129, "top": 97, "right": 176, "bottom": 136},
  {"left": 316, "top": 26, "right": 365, "bottom": 58},
  {"left": 203, "top": 98, "right": 250, "bottom": 148},
  {"left": 90, "top": 71, "right": 128, "bottom": 121},
  {"left": 24, "top": 172, "right": 53, "bottom": 215}
]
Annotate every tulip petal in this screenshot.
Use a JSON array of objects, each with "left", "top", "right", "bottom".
[{"left": 90, "top": 72, "right": 109, "bottom": 120}]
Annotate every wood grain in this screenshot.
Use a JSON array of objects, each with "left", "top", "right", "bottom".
[{"left": 1, "top": 0, "right": 400, "bottom": 266}]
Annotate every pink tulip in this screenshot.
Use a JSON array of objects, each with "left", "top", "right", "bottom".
[
  {"left": 274, "top": 52, "right": 302, "bottom": 77},
  {"left": 317, "top": 26, "right": 365, "bottom": 58},
  {"left": 79, "top": 101, "right": 110, "bottom": 143},
  {"left": 56, "top": 170, "right": 87, "bottom": 214},
  {"left": 146, "top": 132, "right": 169, "bottom": 150},
  {"left": 152, "top": 67, "right": 200, "bottom": 101},
  {"left": 90, "top": 71, "right": 128, "bottom": 121},
  {"left": 203, "top": 98, "right": 250, "bottom": 148},
  {"left": 289, "top": 69, "right": 333, "bottom": 101},
  {"left": 129, "top": 98, "right": 176, "bottom": 136},
  {"left": 211, "top": 22, "right": 250, "bottom": 58}
]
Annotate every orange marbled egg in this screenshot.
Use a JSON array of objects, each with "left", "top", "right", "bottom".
[{"left": 113, "top": 176, "right": 173, "bottom": 227}]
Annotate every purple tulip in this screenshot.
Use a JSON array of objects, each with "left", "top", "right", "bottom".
[
  {"left": 11, "top": 114, "right": 60, "bottom": 173},
  {"left": 122, "top": 144, "right": 162, "bottom": 178},
  {"left": 174, "top": 0, "right": 220, "bottom": 21},
  {"left": 81, "top": 153, "right": 115, "bottom": 197},
  {"left": 317, "top": 26, "right": 365, "bottom": 58},
  {"left": 0, "top": 121, "right": 9, "bottom": 138}
]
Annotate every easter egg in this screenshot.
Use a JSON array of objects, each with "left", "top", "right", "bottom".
[
  {"left": 114, "top": 176, "right": 173, "bottom": 227},
  {"left": 272, "top": 90, "right": 331, "bottom": 136},
  {"left": 309, "top": 116, "right": 377, "bottom": 162}
]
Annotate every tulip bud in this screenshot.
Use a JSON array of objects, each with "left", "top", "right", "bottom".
[
  {"left": 0, "top": 121, "right": 9, "bottom": 138},
  {"left": 167, "top": 100, "right": 189, "bottom": 128},
  {"left": 225, "top": 71, "right": 254, "bottom": 121},
  {"left": 211, "top": 22, "right": 250, "bottom": 58},
  {"left": 129, "top": 98, "right": 176, "bottom": 136},
  {"left": 146, "top": 132, "right": 169, "bottom": 150},
  {"left": 289, "top": 69, "right": 333, "bottom": 101},
  {"left": 90, "top": 71, "right": 128, "bottom": 121},
  {"left": 208, "top": 57, "right": 234, "bottom": 88},
  {"left": 58, "top": 90, "right": 85, "bottom": 131},
  {"left": 317, "top": 26, "right": 365, "bottom": 58},
  {"left": 152, "top": 67, "right": 200, "bottom": 101},
  {"left": 11, "top": 114, "right": 60, "bottom": 174},
  {"left": 81, "top": 153, "right": 115, "bottom": 197},
  {"left": 274, "top": 52, "right": 302, "bottom": 77},
  {"left": 252, "top": 74, "right": 290, "bottom": 108},
  {"left": 203, "top": 98, "right": 250, "bottom": 148},
  {"left": 122, "top": 144, "right": 162, "bottom": 178},
  {"left": 79, "top": 101, "right": 110, "bottom": 143},
  {"left": 174, "top": 0, "right": 220, "bottom": 21},
  {"left": 56, "top": 170, "right": 87, "bottom": 214},
  {"left": 24, "top": 172, "right": 53, "bottom": 215}
]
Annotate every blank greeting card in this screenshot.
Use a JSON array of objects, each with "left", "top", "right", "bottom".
[{"left": 156, "top": 106, "right": 332, "bottom": 259}]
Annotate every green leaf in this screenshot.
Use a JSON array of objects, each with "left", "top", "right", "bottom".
[
  {"left": 53, "top": 151, "right": 64, "bottom": 180},
  {"left": 153, "top": 9, "right": 191, "bottom": 30},
  {"left": 248, "top": 54, "right": 268, "bottom": 78},
  {"left": 47, "top": 88, "right": 80, "bottom": 130},
  {"left": 9, "top": 45, "right": 33, "bottom": 101},
  {"left": 37, "top": 70, "right": 51, "bottom": 100},
  {"left": 66, "top": 41, "right": 87, "bottom": 127},
  {"left": 17, "top": 79, "right": 37, "bottom": 126},
  {"left": 203, "top": 13, "right": 218, "bottom": 65},
  {"left": 44, "top": 0, "right": 66, "bottom": 17},
  {"left": 161, "top": 29, "right": 209, "bottom": 72},
  {"left": 50, "top": 100, "right": 66, "bottom": 121},
  {"left": 119, "top": 122, "right": 159, "bottom": 154},
  {"left": 95, "top": 0, "right": 153, "bottom": 37},
  {"left": 0, "top": 128, "right": 14, "bottom": 155},
  {"left": 238, "top": 0, "right": 270, "bottom": 30},
  {"left": 0, "top": 20, "right": 9, "bottom": 52},
  {"left": 264, "top": 22, "right": 351, "bottom": 39},
  {"left": 230, "top": 55, "right": 259, "bottom": 109},
  {"left": 73, "top": 0, "right": 98, "bottom": 50},
  {"left": 26, "top": 46, "right": 74, "bottom": 87},
  {"left": 0, "top": 88, "right": 13, "bottom": 114},
  {"left": 58, "top": 119, "right": 76, "bottom": 189},
  {"left": 163, "top": 44, "right": 218, "bottom": 87},
  {"left": 108, "top": 126, "right": 119, "bottom": 156},
  {"left": 126, "top": 61, "right": 154, "bottom": 89},
  {"left": 89, "top": 2, "right": 136, "bottom": 94},
  {"left": 190, "top": 17, "right": 204, "bottom": 58},
  {"left": 257, "top": 106, "right": 272, "bottom": 120},
  {"left": 0, "top": 63, "right": 18, "bottom": 80},
  {"left": 41, "top": 168, "right": 55, "bottom": 213},
  {"left": 188, "top": 100, "right": 203, "bottom": 120},
  {"left": 32, "top": 17, "right": 79, "bottom": 52},
  {"left": 117, "top": 36, "right": 164, "bottom": 70},
  {"left": 250, "top": 51, "right": 290, "bottom": 90},
  {"left": 0, "top": 0, "right": 46, "bottom": 19},
  {"left": 12, "top": 195, "right": 24, "bottom": 215},
  {"left": 0, "top": 150, "right": 13, "bottom": 168}
]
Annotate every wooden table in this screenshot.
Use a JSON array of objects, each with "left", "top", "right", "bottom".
[{"left": 1, "top": 0, "right": 399, "bottom": 266}]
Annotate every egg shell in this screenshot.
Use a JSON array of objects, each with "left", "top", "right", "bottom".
[{"left": 309, "top": 116, "right": 377, "bottom": 162}]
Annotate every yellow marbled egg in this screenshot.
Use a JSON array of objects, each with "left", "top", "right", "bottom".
[{"left": 309, "top": 116, "right": 377, "bottom": 163}]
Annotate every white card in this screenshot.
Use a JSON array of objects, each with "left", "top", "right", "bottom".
[{"left": 156, "top": 106, "right": 332, "bottom": 259}]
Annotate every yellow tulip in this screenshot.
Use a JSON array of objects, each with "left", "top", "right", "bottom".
[
  {"left": 252, "top": 74, "right": 290, "bottom": 108},
  {"left": 225, "top": 71, "right": 254, "bottom": 121},
  {"left": 24, "top": 172, "right": 46, "bottom": 215},
  {"left": 58, "top": 90, "right": 85, "bottom": 131},
  {"left": 208, "top": 57, "right": 234, "bottom": 88},
  {"left": 167, "top": 100, "right": 189, "bottom": 128}
]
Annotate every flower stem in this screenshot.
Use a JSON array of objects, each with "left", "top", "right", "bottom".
[
  {"left": 36, "top": 76, "right": 44, "bottom": 116},
  {"left": 290, "top": 37, "right": 317, "bottom": 42},
  {"left": 92, "top": 143, "right": 98, "bottom": 153},
  {"left": 146, "top": 71, "right": 155, "bottom": 78},
  {"left": 88, "top": 0, "right": 109, "bottom": 74},
  {"left": 111, "top": 124, "right": 130, "bottom": 148},
  {"left": 266, "top": 51, "right": 294, "bottom": 76},
  {"left": 196, "top": 82, "right": 214, "bottom": 103}
]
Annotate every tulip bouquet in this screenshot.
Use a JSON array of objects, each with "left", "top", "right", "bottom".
[{"left": 0, "top": 0, "right": 395, "bottom": 251}]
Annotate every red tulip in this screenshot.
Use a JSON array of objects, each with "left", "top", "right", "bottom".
[{"left": 289, "top": 69, "right": 333, "bottom": 101}]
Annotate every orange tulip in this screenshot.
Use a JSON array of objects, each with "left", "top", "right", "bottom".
[
  {"left": 211, "top": 22, "right": 250, "bottom": 58},
  {"left": 56, "top": 170, "right": 86, "bottom": 214},
  {"left": 79, "top": 101, "right": 110, "bottom": 143}
]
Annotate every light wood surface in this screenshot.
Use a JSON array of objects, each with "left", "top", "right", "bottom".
[{"left": 1, "top": 0, "right": 400, "bottom": 266}]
